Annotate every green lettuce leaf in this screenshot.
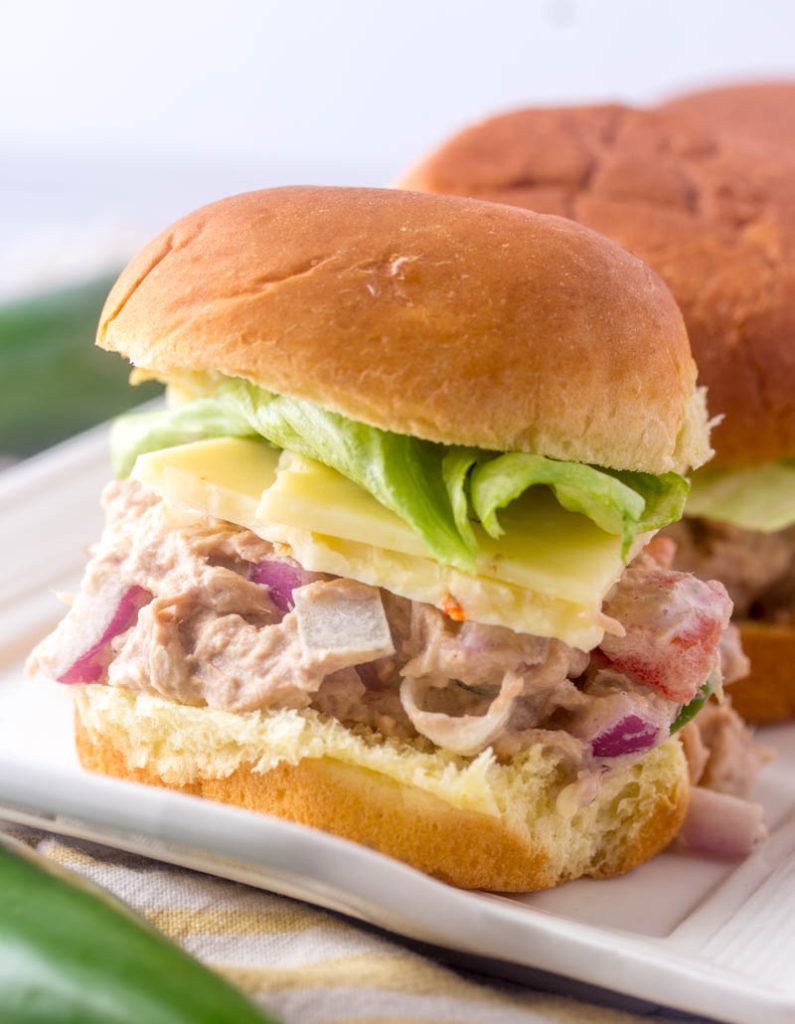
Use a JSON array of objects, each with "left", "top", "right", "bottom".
[
  {"left": 441, "top": 447, "right": 482, "bottom": 555},
  {"left": 470, "top": 454, "right": 688, "bottom": 557},
  {"left": 686, "top": 462, "right": 795, "bottom": 532},
  {"left": 609, "top": 469, "right": 692, "bottom": 535},
  {"left": 218, "top": 378, "right": 478, "bottom": 572},
  {"left": 111, "top": 377, "right": 689, "bottom": 571},
  {"left": 110, "top": 398, "right": 255, "bottom": 478}
]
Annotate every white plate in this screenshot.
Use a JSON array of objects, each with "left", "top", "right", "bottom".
[{"left": 1, "top": 428, "right": 794, "bottom": 1024}]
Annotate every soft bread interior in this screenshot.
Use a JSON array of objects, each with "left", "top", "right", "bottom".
[{"left": 74, "top": 684, "right": 689, "bottom": 891}]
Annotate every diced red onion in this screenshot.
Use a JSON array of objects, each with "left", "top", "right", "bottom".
[
  {"left": 591, "top": 714, "right": 661, "bottom": 758},
  {"left": 248, "top": 559, "right": 326, "bottom": 613},
  {"left": 678, "top": 788, "right": 767, "bottom": 859},
  {"left": 58, "top": 585, "right": 151, "bottom": 684},
  {"left": 572, "top": 691, "right": 667, "bottom": 760}
]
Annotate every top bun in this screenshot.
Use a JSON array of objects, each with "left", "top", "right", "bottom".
[
  {"left": 401, "top": 107, "right": 795, "bottom": 467},
  {"left": 98, "top": 186, "right": 706, "bottom": 474},
  {"left": 663, "top": 81, "right": 795, "bottom": 159}
]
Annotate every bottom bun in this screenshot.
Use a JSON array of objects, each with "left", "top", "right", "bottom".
[
  {"left": 730, "top": 621, "right": 795, "bottom": 723},
  {"left": 73, "top": 685, "right": 689, "bottom": 891}
]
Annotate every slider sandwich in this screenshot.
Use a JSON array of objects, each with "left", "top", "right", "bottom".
[
  {"left": 403, "top": 106, "right": 795, "bottom": 725},
  {"left": 29, "top": 187, "right": 762, "bottom": 889}
]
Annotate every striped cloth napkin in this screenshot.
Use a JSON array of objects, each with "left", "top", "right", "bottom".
[{"left": 7, "top": 825, "right": 705, "bottom": 1024}]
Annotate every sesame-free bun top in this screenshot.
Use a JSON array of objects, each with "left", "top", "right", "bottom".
[
  {"left": 98, "top": 186, "right": 707, "bottom": 474},
  {"left": 401, "top": 107, "right": 795, "bottom": 467},
  {"left": 662, "top": 81, "right": 795, "bottom": 159}
]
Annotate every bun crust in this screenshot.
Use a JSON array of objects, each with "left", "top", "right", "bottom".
[
  {"left": 402, "top": 106, "right": 795, "bottom": 467},
  {"left": 98, "top": 186, "right": 702, "bottom": 474},
  {"left": 73, "top": 687, "right": 689, "bottom": 892},
  {"left": 663, "top": 82, "right": 795, "bottom": 159},
  {"left": 729, "top": 621, "right": 795, "bottom": 723}
]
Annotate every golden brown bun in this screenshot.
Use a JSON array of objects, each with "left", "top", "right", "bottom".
[
  {"left": 663, "top": 81, "right": 795, "bottom": 159},
  {"left": 729, "top": 621, "right": 795, "bottom": 723},
  {"left": 73, "top": 686, "right": 689, "bottom": 892},
  {"left": 401, "top": 106, "right": 795, "bottom": 467},
  {"left": 97, "top": 186, "right": 706, "bottom": 474}
]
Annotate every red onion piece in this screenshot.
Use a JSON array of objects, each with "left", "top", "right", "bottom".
[
  {"left": 678, "top": 788, "right": 767, "bottom": 859},
  {"left": 572, "top": 691, "right": 668, "bottom": 759},
  {"left": 249, "top": 559, "right": 326, "bottom": 613},
  {"left": 591, "top": 714, "right": 661, "bottom": 758},
  {"left": 58, "top": 585, "right": 151, "bottom": 684}
]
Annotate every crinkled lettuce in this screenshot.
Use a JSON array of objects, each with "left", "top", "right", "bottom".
[
  {"left": 111, "top": 377, "right": 689, "bottom": 571},
  {"left": 111, "top": 398, "right": 253, "bottom": 478},
  {"left": 470, "top": 455, "right": 688, "bottom": 557},
  {"left": 221, "top": 379, "right": 478, "bottom": 571},
  {"left": 113, "top": 383, "right": 477, "bottom": 571},
  {"left": 686, "top": 462, "right": 795, "bottom": 532}
]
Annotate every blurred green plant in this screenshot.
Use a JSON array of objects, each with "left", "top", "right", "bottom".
[
  {"left": 0, "top": 834, "right": 277, "bottom": 1023},
  {"left": 0, "top": 276, "right": 162, "bottom": 458}
]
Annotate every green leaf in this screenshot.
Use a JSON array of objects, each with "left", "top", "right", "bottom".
[
  {"left": 442, "top": 447, "right": 483, "bottom": 555},
  {"left": 110, "top": 398, "right": 255, "bottom": 478},
  {"left": 219, "top": 378, "right": 478, "bottom": 572},
  {"left": 0, "top": 276, "right": 162, "bottom": 457},
  {"left": 470, "top": 452, "right": 671, "bottom": 557},
  {"left": 685, "top": 461, "right": 795, "bottom": 532},
  {"left": 111, "top": 376, "right": 689, "bottom": 571},
  {"left": 0, "top": 835, "right": 275, "bottom": 1023},
  {"left": 609, "top": 469, "right": 691, "bottom": 533}
]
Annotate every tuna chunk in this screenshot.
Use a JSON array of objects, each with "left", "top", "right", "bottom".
[
  {"left": 30, "top": 480, "right": 752, "bottom": 796},
  {"left": 666, "top": 518, "right": 795, "bottom": 621}
]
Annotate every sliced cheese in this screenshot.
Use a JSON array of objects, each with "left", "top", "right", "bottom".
[
  {"left": 260, "top": 451, "right": 629, "bottom": 604},
  {"left": 133, "top": 438, "right": 631, "bottom": 649},
  {"left": 258, "top": 522, "right": 605, "bottom": 649},
  {"left": 135, "top": 438, "right": 280, "bottom": 529}
]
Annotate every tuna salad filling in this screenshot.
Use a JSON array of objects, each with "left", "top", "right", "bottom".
[
  {"left": 29, "top": 479, "right": 764, "bottom": 808},
  {"left": 667, "top": 518, "right": 795, "bottom": 623}
]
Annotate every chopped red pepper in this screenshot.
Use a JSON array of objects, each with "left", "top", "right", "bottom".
[{"left": 442, "top": 594, "right": 466, "bottom": 622}]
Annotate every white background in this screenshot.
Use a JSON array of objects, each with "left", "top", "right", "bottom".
[{"left": 2, "top": 0, "right": 794, "bottom": 295}]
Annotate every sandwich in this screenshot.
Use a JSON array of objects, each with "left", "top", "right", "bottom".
[
  {"left": 28, "top": 186, "right": 763, "bottom": 890},
  {"left": 402, "top": 105, "right": 795, "bottom": 724},
  {"left": 662, "top": 80, "right": 795, "bottom": 160}
]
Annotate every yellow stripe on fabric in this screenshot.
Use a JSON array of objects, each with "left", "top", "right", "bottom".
[
  {"left": 222, "top": 957, "right": 645, "bottom": 1023},
  {"left": 322, "top": 1016, "right": 637, "bottom": 1024},
  {"left": 39, "top": 841, "right": 100, "bottom": 868},
  {"left": 322, "top": 1019, "right": 468, "bottom": 1024},
  {"left": 222, "top": 954, "right": 511, "bottom": 1005},
  {"left": 522, "top": 995, "right": 647, "bottom": 1023},
  {"left": 321, "top": 1019, "right": 490, "bottom": 1024},
  {"left": 320, "top": 1019, "right": 530, "bottom": 1024},
  {"left": 317, "top": 995, "right": 662, "bottom": 1024},
  {"left": 144, "top": 905, "right": 346, "bottom": 938}
]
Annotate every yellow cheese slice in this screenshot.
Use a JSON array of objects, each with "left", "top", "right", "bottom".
[
  {"left": 133, "top": 438, "right": 630, "bottom": 649},
  {"left": 257, "top": 522, "right": 604, "bottom": 648},
  {"left": 134, "top": 438, "right": 280, "bottom": 529},
  {"left": 260, "top": 452, "right": 628, "bottom": 604}
]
